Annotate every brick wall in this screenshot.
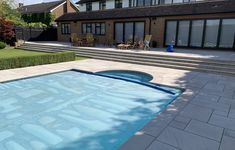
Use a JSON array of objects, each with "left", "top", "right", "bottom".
[{"left": 57, "top": 12, "right": 235, "bottom": 47}]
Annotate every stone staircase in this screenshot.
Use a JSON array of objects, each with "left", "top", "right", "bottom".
[{"left": 18, "top": 43, "right": 235, "bottom": 76}]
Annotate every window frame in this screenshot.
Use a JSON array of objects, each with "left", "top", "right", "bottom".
[
  {"left": 61, "top": 23, "right": 71, "bottom": 35},
  {"left": 99, "top": 1, "right": 106, "bottom": 10},
  {"left": 115, "top": 0, "right": 123, "bottom": 8},
  {"left": 86, "top": 2, "right": 92, "bottom": 11},
  {"left": 82, "top": 22, "right": 106, "bottom": 35}
]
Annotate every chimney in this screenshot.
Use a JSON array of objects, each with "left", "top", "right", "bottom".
[{"left": 19, "top": 3, "right": 24, "bottom": 7}]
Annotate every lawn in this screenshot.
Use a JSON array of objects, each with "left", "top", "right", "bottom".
[{"left": 0, "top": 47, "right": 87, "bottom": 60}]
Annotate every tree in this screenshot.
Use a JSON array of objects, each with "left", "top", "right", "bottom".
[
  {"left": 0, "top": 18, "right": 16, "bottom": 44},
  {"left": 0, "top": 0, "right": 26, "bottom": 26}
]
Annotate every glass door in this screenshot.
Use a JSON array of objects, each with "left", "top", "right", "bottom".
[
  {"left": 115, "top": 23, "right": 124, "bottom": 43},
  {"left": 190, "top": 20, "right": 204, "bottom": 47},
  {"left": 124, "top": 22, "right": 134, "bottom": 42},
  {"left": 204, "top": 19, "right": 220, "bottom": 48}
]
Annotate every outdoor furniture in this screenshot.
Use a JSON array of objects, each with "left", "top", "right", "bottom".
[
  {"left": 144, "top": 35, "right": 152, "bottom": 50},
  {"left": 84, "top": 33, "right": 95, "bottom": 46},
  {"left": 117, "top": 39, "right": 132, "bottom": 49},
  {"left": 71, "top": 33, "right": 79, "bottom": 46}
]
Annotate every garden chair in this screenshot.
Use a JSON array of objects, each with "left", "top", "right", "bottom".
[
  {"left": 144, "top": 35, "right": 152, "bottom": 50},
  {"left": 71, "top": 33, "right": 79, "bottom": 46},
  {"left": 85, "top": 33, "right": 95, "bottom": 47}
]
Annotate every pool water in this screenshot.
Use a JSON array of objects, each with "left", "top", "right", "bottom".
[
  {"left": 97, "top": 70, "right": 153, "bottom": 82},
  {"left": 0, "top": 70, "right": 181, "bottom": 150}
]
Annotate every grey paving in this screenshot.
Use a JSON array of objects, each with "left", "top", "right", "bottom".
[
  {"left": 220, "top": 136, "right": 235, "bottom": 150},
  {"left": 147, "top": 140, "right": 179, "bottom": 150},
  {"left": 119, "top": 133, "right": 155, "bottom": 150},
  {"left": 157, "top": 127, "right": 220, "bottom": 150},
  {"left": 185, "top": 120, "right": 223, "bottom": 141},
  {"left": 209, "top": 114, "right": 235, "bottom": 130},
  {"left": 180, "top": 104, "right": 213, "bottom": 122}
]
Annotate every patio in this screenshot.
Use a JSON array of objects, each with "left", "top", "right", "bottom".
[{"left": 0, "top": 58, "right": 234, "bottom": 150}]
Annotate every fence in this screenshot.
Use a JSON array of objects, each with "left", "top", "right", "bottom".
[{"left": 15, "top": 26, "right": 58, "bottom": 41}]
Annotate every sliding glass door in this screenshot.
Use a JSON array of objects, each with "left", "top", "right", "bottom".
[
  {"left": 190, "top": 20, "right": 204, "bottom": 47},
  {"left": 115, "top": 23, "right": 124, "bottom": 43},
  {"left": 114, "top": 22, "right": 145, "bottom": 43},
  {"left": 204, "top": 19, "right": 220, "bottom": 48},
  {"left": 165, "top": 18, "right": 235, "bottom": 49},
  {"left": 165, "top": 21, "right": 177, "bottom": 46},
  {"left": 219, "top": 19, "right": 235, "bottom": 48},
  {"left": 177, "top": 21, "right": 190, "bottom": 46}
]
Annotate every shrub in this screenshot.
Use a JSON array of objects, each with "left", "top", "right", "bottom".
[
  {"left": 0, "top": 41, "right": 6, "bottom": 49},
  {"left": 0, "top": 18, "right": 16, "bottom": 45},
  {"left": 0, "top": 51, "right": 75, "bottom": 70}
]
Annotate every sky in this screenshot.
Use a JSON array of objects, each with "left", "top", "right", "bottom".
[{"left": 14, "top": 0, "right": 77, "bottom": 6}]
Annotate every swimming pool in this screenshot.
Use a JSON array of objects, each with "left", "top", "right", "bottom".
[{"left": 0, "top": 70, "right": 181, "bottom": 150}]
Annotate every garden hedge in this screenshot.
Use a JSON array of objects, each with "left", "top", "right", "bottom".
[{"left": 0, "top": 51, "right": 75, "bottom": 70}]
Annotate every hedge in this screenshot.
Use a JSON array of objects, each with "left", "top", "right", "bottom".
[{"left": 0, "top": 51, "right": 75, "bottom": 70}]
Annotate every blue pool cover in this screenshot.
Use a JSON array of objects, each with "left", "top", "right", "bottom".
[{"left": 0, "top": 70, "right": 181, "bottom": 150}]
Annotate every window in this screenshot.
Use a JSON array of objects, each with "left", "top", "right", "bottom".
[
  {"left": 165, "top": 21, "right": 177, "bottom": 45},
  {"left": 129, "top": 0, "right": 132, "bottom": 7},
  {"left": 137, "top": 0, "right": 144, "bottom": 6},
  {"left": 99, "top": 1, "right": 106, "bottom": 10},
  {"left": 190, "top": 20, "right": 204, "bottom": 47},
  {"left": 204, "top": 19, "right": 220, "bottom": 48},
  {"left": 136, "top": 0, "right": 152, "bottom": 7},
  {"left": 86, "top": 2, "right": 92, "bottom": 11},
  {"left": 177, "top": 21, "right": 190, "bottom": 46},
  {"left": 82, "top": 23, "right": 106, "bottom": 35},
  {"left": 115, "top": 22, "right": 145, "bottom": 43},
  {"left": 61, "top": 23, "right": 70, "bottom": 34},
  {"left": 219, "top": 19, "right": 235, "bottom": 48},
  {"left": 115, "top": 0, "right": 122, "bottom": 8}
]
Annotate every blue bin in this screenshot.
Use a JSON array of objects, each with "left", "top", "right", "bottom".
[{"left": 166, "top": 45, "right": 174, "bottom": 52}]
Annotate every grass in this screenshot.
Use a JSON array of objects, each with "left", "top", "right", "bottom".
[
  {"left": 0, "top": 48, "right": 49, "bottom": 58},
  {"left": 0, "top": 47, "right": 87, "bottom": 60}
]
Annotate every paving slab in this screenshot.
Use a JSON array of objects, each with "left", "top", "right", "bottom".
[
  {"left": 209, "top": 114, "right": 235, "bottom": 130},
  {"left": 180, "top": 104, "right": 213, "bottom": 122},
  {"left": 157, "top": 127, "right": 220, "bottom": 150},
  {"left": 147, "top": 140, "right": 179, "bottom": 150},
  {"left": 185, "top": 120, "right": 223, "bottom": 141},
  {"left": 220, "top": 136, "right": 235, "bottom": 150},
  {"left": 119, "top": 133, "right": 155, "bottom": 150}
]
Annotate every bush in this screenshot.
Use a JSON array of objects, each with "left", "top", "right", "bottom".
[
  {"left": 0, "top": 41, "right": 6, "bottom": 49},
  {"left": 0, "top": 51, "right": 75, "bottom": 70}
]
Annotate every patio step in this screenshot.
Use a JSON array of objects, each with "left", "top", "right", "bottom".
[{"left": 18, "top": 43, "right": 235, "bottom": 76}]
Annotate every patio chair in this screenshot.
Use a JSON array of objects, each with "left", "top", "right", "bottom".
[
  {"left": 71, "top": 33, "right": 79, "bottom": 46},
  {"left": 85, "top": 33, "right": 95, "bottom": 47},
  {"left": 144, "top": 35, "right": 152, "bottom": 50}
]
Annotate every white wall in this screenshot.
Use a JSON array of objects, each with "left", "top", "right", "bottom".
[
  {"left": 79, "top": 4, "right": 86, "bottom": 12},
  {"left": 106, "top": 0, "right": 115, "bottom": 9},
  {"left": 92, "top": 1, "right": 100, "bottom": 11},
  {"left": 123, "top": 0, "right": 129, "bottom": 8}
]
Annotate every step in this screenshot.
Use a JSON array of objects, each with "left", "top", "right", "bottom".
[
  {"left": 74, "top": 53, "right": 235, "bottom": 76},
  {"left": 19, "top": 45, "right": 235, "bottom": 72},
  {"left": 22, "top": 43, "right": 235, "bottom": 65},
  {"left": 20, "top": 44, "right": 235, "bottom": 67},
  {"left": 74, "top": 51, "right": 235, "bottom": 72}
]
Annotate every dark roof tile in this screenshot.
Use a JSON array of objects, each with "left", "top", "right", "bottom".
[{"left": 18, "top": 0, "right": 66, "bottom": 14}]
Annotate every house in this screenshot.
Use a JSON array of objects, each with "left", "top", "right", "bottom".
[
  {"left": 18, "top": 0, "right": 79, "bottom": 25},
  {"left": 56, "top": 0, "right": 235, "bottom": 50}
]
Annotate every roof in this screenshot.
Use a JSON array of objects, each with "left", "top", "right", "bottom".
[
  {"left": 18, "top": 0, "right": 66, "bottom": 14},
  {"left": 76, "top": 0, "right": 101, "bottom": 4},
  {"left": 57, "top": 0, "right": 235, "bottom": 22}
]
